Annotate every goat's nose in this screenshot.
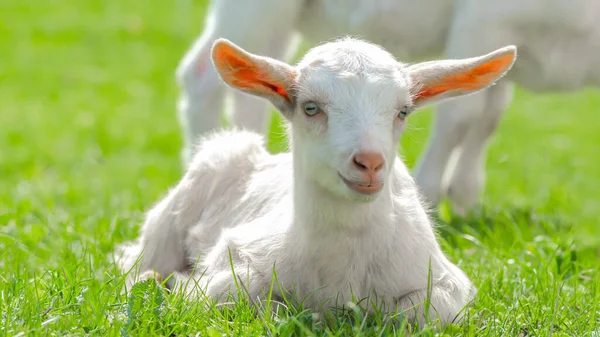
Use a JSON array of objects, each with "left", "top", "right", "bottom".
[{"left": 353, "top": 152, "right": 384, "bottom": 173}]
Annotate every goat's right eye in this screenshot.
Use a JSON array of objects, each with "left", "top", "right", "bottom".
[{"left": 303, "top": 102, "right": 320, "bottom": 116}]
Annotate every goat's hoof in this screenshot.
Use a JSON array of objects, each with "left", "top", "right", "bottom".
[
  {"left": 446, "top": 187, "right": 473, "bottom": 218},
  {"left": 138, "top": 270, "right": 163, "bottom": 285}
]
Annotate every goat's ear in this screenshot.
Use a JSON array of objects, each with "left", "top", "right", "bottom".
[
  {"left": 211, "top": 38, "right": 297, "bottom": 115},
  {"left": 407, "top": 46, "right": 517, "bottom": 109}
]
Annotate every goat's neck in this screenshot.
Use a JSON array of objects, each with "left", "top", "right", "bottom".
[{"left": 291, "top": 164, "right": 393, "bottom": 237}]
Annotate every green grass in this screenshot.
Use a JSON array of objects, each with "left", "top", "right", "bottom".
[{"left": 1, "top": 0, "right": 599, "bottom": 335}]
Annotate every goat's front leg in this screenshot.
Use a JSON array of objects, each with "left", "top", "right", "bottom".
[
  {"left": 413, "top": 91, "right": 486, "bottom": 207},
  {"left": 395, "top": 278, "right": 475, "bottom": 327},
  {"left": 444, "top": 81, "right": 514, "bottom": 214},
  {"left": 163, "top": 229, "right": 274, "bottom": 306},
  {"left": 416, "top": 12, "right": 518, "bottom": 214}
]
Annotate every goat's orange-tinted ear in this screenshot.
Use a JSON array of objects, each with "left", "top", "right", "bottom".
[
  {"left": 211, "top": 39, "right": 296, "bottom": 106},
  {"left": 409, "top": 46, "right": 517, "bottom": 108}
]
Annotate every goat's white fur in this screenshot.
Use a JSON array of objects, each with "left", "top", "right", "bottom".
[
  {"left": 176, "top": 0, "right": 600, "bottom": 213},
  {"left": 118, "top": 38, "right": 517, "bottom": 326}
]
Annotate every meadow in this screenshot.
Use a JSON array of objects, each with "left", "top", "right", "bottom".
[{"left": 1, "top": 0, "right": 599, "bottom": 335}]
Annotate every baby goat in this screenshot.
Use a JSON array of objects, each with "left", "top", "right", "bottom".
[{"left": 117, "top": 37, "right": 517, "bottom": 326}]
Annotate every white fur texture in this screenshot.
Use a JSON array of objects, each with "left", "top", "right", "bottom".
[
  {"left": 175, "top": 0, "right": 600, "bottom": 213},
  {"left": 117, "top": 38, "right": 515, "bottom": 326}
]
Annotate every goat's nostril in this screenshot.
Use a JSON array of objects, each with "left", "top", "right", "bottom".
[
  {"left": 353, "top": 156, "right": 368, "bottom": 170},
  {"left": 353, "top": 152, "right": 385, "bottom": 173}
]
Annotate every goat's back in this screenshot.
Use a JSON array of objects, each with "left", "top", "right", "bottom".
[{"left": 181, "top": 130, "right": 294, "bottom": 265}]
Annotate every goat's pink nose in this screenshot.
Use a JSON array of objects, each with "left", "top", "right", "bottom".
[{"left": 353, "top": 152, "right": 384, "bottom": 173}]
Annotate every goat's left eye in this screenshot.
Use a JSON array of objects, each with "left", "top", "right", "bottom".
[
  {"left": 397, "top": 110, "right": 408, "bottom": 120},
  {"left": 303, "top": 102, "right": 320, "bottom": 116}
]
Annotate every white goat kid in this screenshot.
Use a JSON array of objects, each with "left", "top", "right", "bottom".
[
  {"left": 120, "top": 37, "right": 517, "bottom": 326},
  {"left": 176, "top": 0, "right": 600, "bottom": 213}
]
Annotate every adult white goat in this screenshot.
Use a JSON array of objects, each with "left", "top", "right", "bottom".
[
  {"left": 119, "top": 37, "right": 517, "bottom": 325},
  {"left": 176, "top": 0, "right": 600, "bottom": 213}
]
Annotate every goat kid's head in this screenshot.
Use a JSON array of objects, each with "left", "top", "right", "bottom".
[{"left": 212, "top": 37, "right": 516, "bottom": 202}]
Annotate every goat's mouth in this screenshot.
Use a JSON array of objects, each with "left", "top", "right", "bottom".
[{"left": 338, "top": 172, "right": 383, "bottom": 195}]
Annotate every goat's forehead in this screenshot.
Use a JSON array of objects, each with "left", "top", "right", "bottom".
[
  {"left": 297, "top": 69, "right": 405, "bottom": 102},
  {"left": 298, "top": 39, "right": 400, "bottom": 72},
  {"left": 295, "top": 39, "right": 411, "bottom": 102},
  {"left": 295, "top": 64, "right": 410, "bottom": 110}
]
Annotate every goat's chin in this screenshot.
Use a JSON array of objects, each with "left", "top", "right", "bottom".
[
  {"left": 322, "top": 180, "right": 382, "bottom": 203},
  {"left": 346, "top": 194, "right": 379, "bottom": 203},
  {"left": 342, "top": 186, "right": 382, "bottom": 203},
  {"left": 310, "top": 170, "right": 383, "bottom": 204}
]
